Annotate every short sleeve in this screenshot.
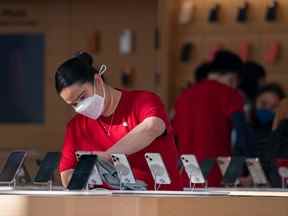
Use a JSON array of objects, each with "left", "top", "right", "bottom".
[
  {"left": 58, "top": 122, "right": 77, "bottom": 172},
  {"left": 135, "top": 92, "right": 168, "bottom": 126},
  {"left": 225, "top": 90, "right": 244, "bottom": 118}
]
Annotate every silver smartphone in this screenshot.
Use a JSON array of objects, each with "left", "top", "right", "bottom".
[
  {"left": 144, "top": 153, "right": 171, "bottom": 185},
  {"left": 246, "top": 158, "right": 268, "bottom": 185},
  {"left": 111, "top": 154, "right": 136, "bottom": 184},
  {"left": 181, "top": 154, "right": 205, "bottom": 184}
]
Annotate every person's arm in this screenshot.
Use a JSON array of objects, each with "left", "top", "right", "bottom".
[
  {"left": 98, "top": 92, "right": 169, "bottom": 159},
  {"left": 105, "top": 117, "right": 165, "bottom": 156},
  {"left": 232, "top": 111, "right": 256, "bottom": 157},
  {"left": 59, "top": 123, "right": 77, "bottom": 188},
  {"left": 60, "top": 169, "right": 74, "bottom": 188}
]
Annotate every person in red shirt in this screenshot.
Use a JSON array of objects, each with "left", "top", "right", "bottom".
[
  {"left": 55, "top": 52, "right": 182, "bottom": 190},
  {"left": 173, "top": 50, "right": 254, "bottom": 186}
]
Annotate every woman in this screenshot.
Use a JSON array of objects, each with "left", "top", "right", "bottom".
[
  {"left": 55, "top": 52, "right": 182, "bottom": 190},
  {"left": 250, "top": 83, "right": 285, "bottom": 148}
]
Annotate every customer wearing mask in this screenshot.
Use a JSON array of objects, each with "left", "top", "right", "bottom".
[
  {"left": 250, "top": 83, "right": 285, "bottom": 151},
  {"left": 55, "top": 52, "right": 182, "bottom": 190},
  {"left": 173, "top": 50, "right": 254, "bottom": 186},
  {"left": 255, "top": 85, "right": 287, "bottom": 187}
]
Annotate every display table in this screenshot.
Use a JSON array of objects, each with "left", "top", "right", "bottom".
[{"left": 0, "top": 188, "right": 287, "bottom": 216}]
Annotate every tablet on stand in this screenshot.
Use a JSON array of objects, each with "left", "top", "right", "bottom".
[{"left": 0, "top": 151, "right": 27, "bottom": 189}]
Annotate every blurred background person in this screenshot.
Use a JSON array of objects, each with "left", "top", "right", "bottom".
[
  {"left": 173, "top": 50, "right": 255, "bottom": 186},
  {"left": 240, "top": 83, "right": 285, "bottom": 187},
  {"left": 169, "top": 61, "right": 211, "bottom": 120},
  {"left": 250, "top": 83, "right": 285, "bottom": 152}
]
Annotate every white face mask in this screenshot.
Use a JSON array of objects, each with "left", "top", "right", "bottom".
[{"left": 74, "top": 65, "right": 107, "bottom": 120}]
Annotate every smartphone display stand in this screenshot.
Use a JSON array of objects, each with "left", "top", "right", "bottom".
[
  {"left": 118, "top": 176, "right": 138, "bottom": 191},
  {"left": 184, "top": 173, "right": 208, "bottom": 192},
  {"left": 148, "top": 163, "right": 169, "bottom": 191},
  {"left": 221, "top": 157, "right": 246, "bottom": 188},
  {"left": 78, "top": 165, "right": 102, "bottom": 191},
  {"left": 153, "top": 170, "right": 164, "bottom": 191},
  {"left": 33, "top": 152, "right": 61, "bottom": 191},
  {"left": 144, "top": 153, "right": 171, "bottom": 191},
  {"left": 0, "top": 166, "right": 22, "bottom": 189},
  {"left": 182, "top": 157, "right": 208, "bottom": 191},
  {"left": 67, "top": 155, "right": 99, "bottom": 191},
  {"left": 0, "top": 152, "right": 28, "bottom": 189},
  {"left": 151, "top": 164, "right": 171, "bottom": 191},
  {"left": 1, "top": 178, "right": 16, "bottom": 189},
  {"left": 111, "top": 154, "right": 136, "bottom": 191},
  {"left": 34, "top": 179, "right": 54, "bottom": 191},
  {"left": 246, "top": 158, "right": 268, "bottom": 188},
  {"left": 116, "top": 169, "right": 133, "bottom": 191},
  {"left": 5, "top": 179, "right": 16, "bottom": 189},
  {"left": 34, "top": 179, "right": 53, "bottom": 191},
  {"left": 278, "top": 167, "right": 288, "bottom": 189}
]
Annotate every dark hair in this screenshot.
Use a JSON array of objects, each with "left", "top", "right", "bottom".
[
  {"left": 257, "top": 83, "right": 286, "bottom": 100},
  {"left": 55, "top": 52, "right": 98, "bottom": 93},
  {"left": 194, "top": 62, "right": 211, "bottom": 82},
  {"left": 243, "top": 61, "right": 266, "bottom": 80},
  {"left": 209, "top": 50, "right": 243, "bottom": 76},
  {"left": 239, "top": 61, "right": 266, "bottom": 100}
]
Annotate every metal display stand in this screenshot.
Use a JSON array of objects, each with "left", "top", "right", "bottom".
[
  {"left": 183, "top": 171, "right": 208, "bottom": 191},
  {"left": 0, "top": 165, "right": 27, "bottom": 189}
]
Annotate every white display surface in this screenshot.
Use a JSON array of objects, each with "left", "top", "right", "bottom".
[
  {"left": 0, "top": 187, "right": 288, "bottom": 197},
  {"left": 0, "top": 188, "right": 111, "bottom": 196}
]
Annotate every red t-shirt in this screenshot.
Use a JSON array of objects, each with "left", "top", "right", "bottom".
[
  {"left": 172, "top": 80, "right": 244, "bottom": 186},
  {"left": 59, "top": 90, "right": 182, "bottom": 190}
]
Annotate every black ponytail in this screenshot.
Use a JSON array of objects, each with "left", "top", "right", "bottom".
[{"left": 55, "top": 52, "right": 98, "bottom": 93}]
